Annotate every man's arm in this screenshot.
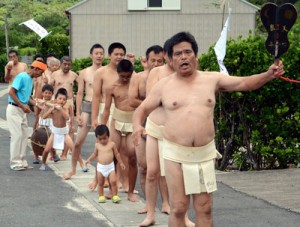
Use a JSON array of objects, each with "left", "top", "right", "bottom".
[
  {"left": 69, "top": 104, "right": 75, "bottom": 133},
  {"left": 112, "top": 143, "right": 125, "bottom": 169},
  {"left": 218, "top": 62, "right": 284, "bottom": 92},
  {"left": 132, "top": 80, "right": 164, "bottom": 145},
  {"left": 8, "top": 87, "right": 31, "bottom": 113},
  {"left": 4, "top": 63, "right": 12, "bottom": 82},
  {"left": 146, "top": 68, "right": 159, "bottom": 96},
  {"left": 75, "top": 71, "right": 85, "bottom": 126},
  {"left": 128, "top": 73, "right": 142, "bottom": 108},
  {"left": 91, "top": 69, "right": 103, "bottom": 129},
  {"left": 101, "top": 87, "right": 113, "bottom": 125}
]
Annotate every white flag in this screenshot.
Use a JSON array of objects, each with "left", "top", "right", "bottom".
[
  {"left": 19, "top": 19, "right": 51, "bottom": 41},
  {"left": 214, "top": 7, "right": 232, "bottom": 75}
]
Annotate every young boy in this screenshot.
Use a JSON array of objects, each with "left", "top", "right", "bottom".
[
  {"left": 85, "top": 125, "right": 125, "bottom": 203},
  {"left": 33, "top": 84, "right": 60, "bottom": 164},
  {"left": 39, "top": 88, "right": 74, "bottom": 171}
]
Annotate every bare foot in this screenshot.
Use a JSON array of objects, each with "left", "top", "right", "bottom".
[
  {"left": 63, "top": 171, "right": 75, "bottom": 180},
  {"left": 121, "top": 188, "right": 139, "bottom": 194},
  {"left": 88, "top": 180, "right": 97, "bottom": 192},
  {"left": 185, "top": 214, "right": 195, "bottom": 227},
  {"left": 139, "top": 214, "right": 155, "bottom": 226},
  {"left": 161, "top": 203, "right": 170, "bottom": 215},
  {"left": 105, "top": 190, "right": 112, "bottom": 199},
  {"left": 128, "top": 193, "right": 139, "bottom": 202},
  {"left": 137, "top": 206, "right": 147, "bottom": 214},
  {"left": 60, "top": 156, "right": 67, "bottom": 161}
]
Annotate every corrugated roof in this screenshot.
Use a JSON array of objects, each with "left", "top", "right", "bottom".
[
  {"left": 240, "top": 0, "right": 260, "bottom": 10},
  {"left": 66, "top": 0, "right": 89, "bottom": 12}
]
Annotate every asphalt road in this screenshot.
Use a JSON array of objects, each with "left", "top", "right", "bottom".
[{"left": 1, "top": 83, "right": 299, "bottom": 227}]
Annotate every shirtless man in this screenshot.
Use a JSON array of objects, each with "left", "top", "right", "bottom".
[
  {"left": 142, "top": 40, "right": 194, "bottom": 227},
  {"left": 101, "top": 59, "right": 138, "bottom": 202},
  {"left": 133, "top": 32, "right": 284, "bottom": 227},
  {"left": 128, "top": 45, "right": 166, "bottom": 214},
  {"left": 90, "top": 42, "right": 127, "bottom": 191},
  {"left": 64, "top": 43, "right": 105, "bottom": 180},
  {"left": 4, "top": 50, "right": 28, "bottom": 84},
  {"left": 50, "top": 56, "right": 77, "bottom": 159}
]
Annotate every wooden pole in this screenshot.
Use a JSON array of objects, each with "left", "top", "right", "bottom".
[{"left": 4, "top": 15, "right": 9, "bottom": 61}]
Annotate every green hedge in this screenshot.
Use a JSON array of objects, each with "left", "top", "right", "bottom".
[{"left": 199, "top": 34, "right": 300, "bottom": 170}]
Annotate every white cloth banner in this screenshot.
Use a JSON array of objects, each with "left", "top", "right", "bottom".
[
  {"left": 19, "top": 19, "right": 51, "bottom": 40},
  {"left": 214, "top": 7, "right": 232, "bottom": 75}
]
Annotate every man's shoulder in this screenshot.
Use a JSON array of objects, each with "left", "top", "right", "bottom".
[
  {"left": 19, "top": 62, "right": 28, "bottom": 68},
  {"left": 51, "top": 70, "right": 61, "bottom": 77},
  {"left": 70, "top": 70, "right": 78, "bottom": 77}
]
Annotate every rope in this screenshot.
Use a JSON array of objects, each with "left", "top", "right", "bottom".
[
  {"left": 30, "top": 126, "right": 51, "bottom": 148},
  {"left": 279, "top": 75, "right": 300, "bottom": 84}
]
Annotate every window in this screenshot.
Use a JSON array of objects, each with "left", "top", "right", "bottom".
[
  {"left": 128, "top": 0, "right": 180, "bottom": 11},
  {"left": 148, "top": 0, "right": 162, "bottom": 8}
]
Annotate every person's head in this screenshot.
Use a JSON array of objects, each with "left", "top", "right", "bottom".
[
  {"left": 167, "top": 32, "right": 198, "bottom": 59},
  {"left": 45, "top": 53, "right": 56, "bottom": 61},
  {"left": 41, "top": 84, "right": 54, "bottom": 101},
  {"left": 163, "top": 39, "right": 171, "bottom": 63},
  {"left": 167, "top": 32, "right": 198, "bottom": 76},
  {"left": 95, "top": 124, "right": 110, "bottom": 145},
  {"left": 108, "top": 42, "right": 126, "bottom": 66},
  {"left": 55, "top": 88, "right": 68, "bottom": 105},
  {"left": 117, "top": 59, "right": 133, "bottom": 83},
  {"left": 47, "top": 57, "right": 61, "bottom": 72},
  {"left": 60, "top": 56, "right": 72, "bottom": 73},
  {"left": 34, "top": 53, "right": 44, "bottom": 62},
  {"left": 31, "top": 60, "right": 47, "bottom": 78},
  {"left": 145, "top": 45, "right": 164, "bottom": 70},
  {"left": 90, "top": 43, "right": 105, "bottom": 65},
  {"left": 8, "top": 50, "right": 19, "bottom": 64}
]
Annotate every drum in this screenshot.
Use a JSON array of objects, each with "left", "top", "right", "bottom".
[{"left": 30, "top": 126, "right": 51, "bottom": 156}]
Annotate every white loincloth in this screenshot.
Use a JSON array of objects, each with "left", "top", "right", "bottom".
[
  {"left": 52, "top": 126, "right": 69, "bottom": 150},
  {"left": 145, "top": 118, "right": 165, "bottom": 176},
  {"left": 163, "top": 138, "right": 222, "bottom": 195},
  {"left": 112, "top": 108, "right": 134, "bottom": 136}
]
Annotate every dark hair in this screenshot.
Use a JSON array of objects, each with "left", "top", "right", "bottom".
[
  {"left": 45, "top": 53, "right": 56, "bottom": 60},
  {"left": 8, "top": 50, "right": 18, "bottom": 56},
  {"left": 146, "top": 45, "right": 163, "bottom": 60},
  {"left": 55, "top": 88, "right": 68, "bottom": 99},
  {"left": 117, "top": 59, "right": 133, "bottom": 73},
  {"left": 108, "top": 42, "right": 126, "bottom": 55},
  {"left": 61, "top": 56, "right": 72, "bottom": 63},
  {"left": 163, "top": 39, "right": 171, "bottom": 52},
  {"left": 90, "top": 43, "right": 104, "bottom": 54},
  {"left": 167, "top": 32, "right": 198, "bottom": 59},
  {"left": 95, "top": 124, "right": 110, "bottom": 137},
  {"left": 34, "top": 53, "right": 44, "bottom": 61},
  {"left": 42, "top": 84, "right": 54, "bottom": 93}
]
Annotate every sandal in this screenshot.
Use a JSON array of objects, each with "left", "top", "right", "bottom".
[
  {"left": 112, "top": 195, "right": 121, "bottom": 203},
  {"left": 98, "top": 196, "right": 106, "bottom": 203},
  {"left": 39, "top": 165, "right": 48, "bottom": 171},
  {"left": 10, "top": 166, "right": 26, "bottom": 171}
]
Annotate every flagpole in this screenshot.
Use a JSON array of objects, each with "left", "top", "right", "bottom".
[{"left": 4, "top": 15, "right": 9, "bottom": 61}]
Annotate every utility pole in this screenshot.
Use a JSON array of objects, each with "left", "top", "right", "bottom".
[{"left": 4, "top": 15, "right": 9, "bottom": 61}]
